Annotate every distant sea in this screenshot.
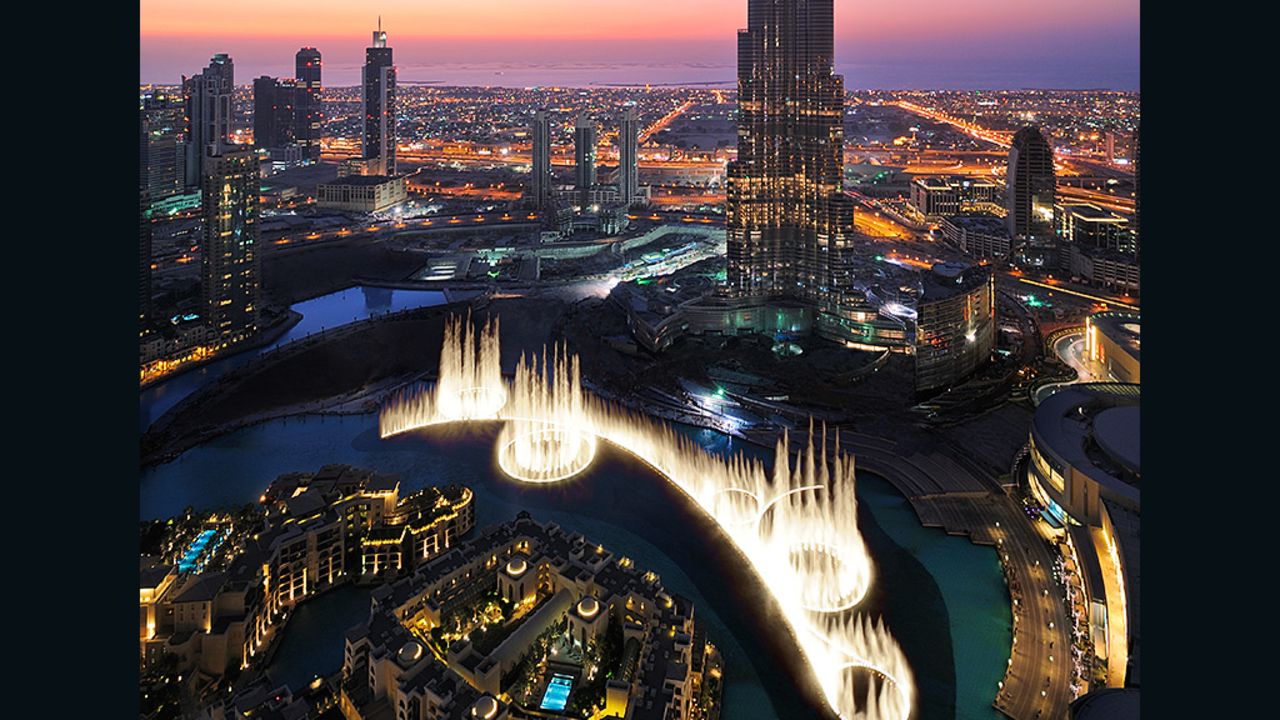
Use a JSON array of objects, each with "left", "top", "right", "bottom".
[{"left": 141, "top": 60, "right": 1138, "bottom": 92}]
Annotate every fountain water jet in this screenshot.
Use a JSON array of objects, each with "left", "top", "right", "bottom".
[{"left": 379, "top": 316, "right": 916, "bottom": 720}]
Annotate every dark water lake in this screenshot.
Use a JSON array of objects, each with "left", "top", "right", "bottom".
[
  {"left": 142, "top": 415, "right": 1009, "bottom": 719},
  {"left": 140, "top": 287, "right": 451, "bottom": 431}
]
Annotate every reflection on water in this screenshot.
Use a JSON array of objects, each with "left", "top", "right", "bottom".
[
  {"left": 139, "top": 287, "right": 449, "bottom": 431},
  {"left": 362, "top": 286, "right": 393, "bottom": 312},
  {"left": 265, "top": 585, "right": 372, "bottom": 693},
  {"left": 142, "top": 415, "right": 1010, "bottom": 719},
  {"left": 858, "top": 475, "right": 1012, "bottom": 720}
]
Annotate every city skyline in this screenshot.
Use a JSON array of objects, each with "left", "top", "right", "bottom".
[
  {"left": 140, "top": 0, "right": 1140, "bottom": 90},
  {"left": 138, "top": 1, "right": 1141, "bottom": 718}
]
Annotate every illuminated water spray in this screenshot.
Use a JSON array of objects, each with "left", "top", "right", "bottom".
[
  {"left": 380, "top": 316, "right": 915, "bottom": 720},
  {"left": 428, "top": 312, "right": 506, "bottom": 421}
]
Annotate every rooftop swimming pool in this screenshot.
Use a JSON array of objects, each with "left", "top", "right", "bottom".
[
  {"left": 539, "top": 673, "right": 574, "bottom": 712},
  {"left": 142, "top": 415, "right": 1010, "bottom": 718},
  {"left": 178, "top": 529, "right": 222, "bottom": 573}
]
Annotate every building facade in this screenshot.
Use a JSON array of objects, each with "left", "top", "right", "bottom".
[
  {"left": 726, "top": 0, "right": 856, "bottom": 303},
  {"left": 530, "top": 110, "right": 552, "bottom": 210},
  {"left": 343, "top": 513, "right": 712, "bottom": 720},
  {"left": 1066, "top": 245, "right": 1140, "bottom": 294},
  {"left": 184, "top": 54, "right": 235, "bottom": 188},
  {"left": 910, "top": 176, "right": 1000, "bottom": 220},
  {"left": 252, "top": 76, "right": 298, "bottom": 154},
  {"left": 574, "top": 113, "right": 597, "bottom": 206},
  {"left": 618, "top": 106, "right": 640, "bottom": 206},
  {"left": 140, "top": 187, "right": 150, "bottom": 328},
  {"left": 1084, "top": 312, "right": 1140, "bottom": 384},
  {"left": 140, "top": 113, "right": 152, "bottom": 329},
  {"left": 295, "top": 47, "right": 323, "bottom": 161},
  {"left": 940, "top": 215, "right": 1012, "bottom": 259},
  {"left": 914, "top": 263, "right": 996, "bottom": 394},
  {"left": 140, "top": 91, "right": 187, "bottom": 201},
  {"left": 1132, "top": 125, "right": 1140, "bottom": 256},
  {"left": 1006, "top": 125, "right": 1056, "bottom": 243},
  {"left": 363, "top": 24, "right": 397, "bottom": 176},
  {"left": 1026, "top": 383, "right": 1140, "bottom": 690},
  {"left": 1056, "top": 202, "right": 1134, "bottom": 254},
  {"left": 317, "top": 175, "right": 408, "bottom": 213},
  {"left": 200, "top": 145, "right": 261, "bottom": 343}
]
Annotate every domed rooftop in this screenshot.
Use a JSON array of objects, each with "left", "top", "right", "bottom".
[
  {"left": 576, "top": 596, "right": 600, "bottom": 619},
  {"left": 470, "top": 696, "right": 499, "bottom": 719},
  {"left": 505, "top": 557, "right": 527, "bottom": 578},
  {"left": 1032, "top": 382, "right": 1140, "bottom": 508},
  {"left": 1094, "top": 406, "right": 1140, "bottom": 476},
  {"left": 397, "top": 640, "right": 423, "bottom": 667}
]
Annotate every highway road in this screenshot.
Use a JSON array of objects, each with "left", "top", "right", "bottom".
[
  {"left": 150, "top": 208, "right": 729, "bottom": 275},
  {"left": 991, "top": 500, "right": 1077, "bottom": 720}
]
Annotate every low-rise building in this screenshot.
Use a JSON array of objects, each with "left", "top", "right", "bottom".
[
  {"left": 940, "top": 214, "right": 1012, "bottom": 260},
  {"left": 609, "top": 264, "right": 909, "bottom": 355},
  {"left": 140, "top": 563, "right": 178, "bottom": 665},
  {"left": 909, "top": 176, "right": 1001, "bottom": 220},
  {"left": 317, "top": 174, "right": 408, "bottom": 213},
  {"left": 1067, "top": 244, "right": 1140, "bottom": 294},
  {"left": 141, "top": 465, "right": 475, "bottom": 687},
  {"left": 140, "top": 316, "right": 215, "bottom": 365},
  {"left": 343, "top": 512, "right": 718, "bottom": 720},
  {"left": 915, "top": 263, "right": 996, "bottom": 394},
  {"left": 1085, "top": 312, "right": 1140, "bottom": 384},
  {"left": 1057, "top": 202, "right": 1135, "bottom": 254},
  {"left": 1026, "top": 383, "right": 1140, "bottom": 690}
]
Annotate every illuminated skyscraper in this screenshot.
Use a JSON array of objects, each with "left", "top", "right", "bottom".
[
  {"left": 201, "top": 144, "right": 261, "bottom": 342},
  {"left": 295, "top": 48, "right": 323, "bottom": 161},
  {"left": 140, "top": 91, "right": 186, "bottom": 200},
  {"left": 1006, "top": 126, "right": 1056, "bottom": 243},
  {"left": 363, "top": 20, "right": 397, "bottom": 176},
  {"left": 183, "top": 53, "right": 235, "bottom": 188},
  {"left": 1132, "top": 124, "right": 1140, "bottom": 259},
  {"left": 726, "top": 0, "right": 856, "bottom": 302},
  {"left": 618, "top": 106, "right": 639, "bottom": 206},
  {"left": 574, "top": 113, "right": 597, "bottom": 205},
  {"left": 531, "top": 110, "right": 552, "bottom": 209},
  {"left": 140, "top": 187, "right": 150, "bottom": 329},
  {"left": 140, "top": 116, "right": 151, "bottom": 329}
]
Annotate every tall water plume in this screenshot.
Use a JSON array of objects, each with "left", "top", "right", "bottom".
[{"left": 379, "top": 315, "right": 915, "bottom": 720}]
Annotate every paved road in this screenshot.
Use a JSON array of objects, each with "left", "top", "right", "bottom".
[
  {"left": 814, "top": 428, "right": 1077, "bottom": 720},
  {"left": 989, "top": 490, "right": 1075, "bottom": 720}
]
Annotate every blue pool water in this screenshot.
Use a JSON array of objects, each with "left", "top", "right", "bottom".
[
  {"left": 178, "top": 529, "right": 217, "bottom": 573},
  {"left": 142, "top": 414, "right": 1010, "bottom": 719},
  {"left": 540, "top": 674, "right": 574, "bottom": 711}
]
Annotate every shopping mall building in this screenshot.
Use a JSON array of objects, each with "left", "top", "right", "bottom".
[{"left": 1026, "top": 383, "right": 1140, "bottom": 692}]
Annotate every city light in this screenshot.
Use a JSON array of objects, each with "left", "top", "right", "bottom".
[{"left": 381, "top": 316, "right": 915, "bottom": 720}]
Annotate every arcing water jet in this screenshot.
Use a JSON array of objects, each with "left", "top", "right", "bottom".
[{"left": 379, "top": 315, "right": 915, "bottom": 719}]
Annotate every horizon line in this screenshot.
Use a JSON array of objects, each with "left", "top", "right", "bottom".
[{"left": 138, "top": 79, "right": 1139, "bottom": 92}]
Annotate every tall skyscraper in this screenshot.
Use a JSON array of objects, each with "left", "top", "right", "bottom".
[
  {"left": 295, "top": 48, "right": 323, "bottom": 161},
  {"left": 140, "top": 91, "right": 187, "bottom": 200},
  {"left": 184, "top": 53, "right": 235, "bottom": 188},
  {"left": 140, "top": 114, "right": 152, "bottom": 329},
  {"left": 531, "top": 110, "right": 552, "bottom": 210},
  {"left": 201, "top": 144, "right": 261, "bottom": 342},
  {"left": 362, "top": 20, "right": 396, "bottom": 176},
  {"left": 618, "top": 106, "right": 640, "bottom": 206},
  {"left": 140, "top": 186, "right": 151, "bottom": 329},
  {"left": 253, "top": 76, "right": 298, "bottom": 152},
  {"left": 574, "top": 113, "right": 597, "bottom": 205},
  {"left": 726, "top": 0, "right": 856, "bottom": 303},
  {"left": 1132, "top": 124, "right": 1140, "bottom": 258},
  {"left": 1006, "top": 126, "right": 1056, "bottom": 243}
]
